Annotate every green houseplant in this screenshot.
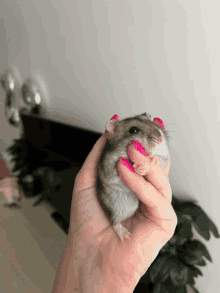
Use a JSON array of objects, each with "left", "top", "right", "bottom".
[{"left": 134, "top": 195, "right": 220, "bottom": 293}]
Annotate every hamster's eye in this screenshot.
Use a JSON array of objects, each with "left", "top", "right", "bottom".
[{"left": 129, "top": 127, "right": 140, "bottom": 134}]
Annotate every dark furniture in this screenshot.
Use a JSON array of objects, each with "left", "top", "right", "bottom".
[{"left": 8, "top": 110, "right": 102, "bottom": 233}]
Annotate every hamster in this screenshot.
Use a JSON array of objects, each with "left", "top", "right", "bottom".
[{"left": 96, "top": 112, "right": 171, "bottom": 242}]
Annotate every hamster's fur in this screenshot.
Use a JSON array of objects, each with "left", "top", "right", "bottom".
[{"left": 97, "top": 112, "right": 171, "bottom": 241}]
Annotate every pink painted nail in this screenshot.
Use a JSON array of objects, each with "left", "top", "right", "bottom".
[
  {"left": 131, "top": 140, "right": 148, "bottom": 156},
  {"left": 153, "top": 117, "right": 165, "bottom": 130},
  {"left": 120, "top": 158, "right": 135, "bottom": 172},
  {"left": 105, "top": 114, "right": 119, "bottom": 134},
  {"left": 110, "top": 114, "right": 119, "bottom": 120}
]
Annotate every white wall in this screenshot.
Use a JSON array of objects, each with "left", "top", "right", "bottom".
[
  {"left": 0, "top": 1, "right": 220, "bottom": 292},
  {"left": 0, "top": 17, "right": 21, "bottom": 152}
]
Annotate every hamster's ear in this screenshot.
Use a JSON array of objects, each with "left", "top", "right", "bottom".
[
  {"left": 105, "top": 114, "right": 121, "bottom": 134},
  {"left": 105, "top": 119, "right": 120, "bottom": 134},
  {"left": 141, "top": 112, "right": 151, "bottom": 119},
  {"left": 153, "top": 117, "right": 165, "bottom": 130}
]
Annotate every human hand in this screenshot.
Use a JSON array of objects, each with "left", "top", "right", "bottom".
[
  {"left": 133, "top": 153, "right": 162, "bottom": 176},
  {"left": 58, "top": 114, "right": 177, "bottom": 293},
  {"left": 128, "top": 140, "right": 171, "bottom": 199}
]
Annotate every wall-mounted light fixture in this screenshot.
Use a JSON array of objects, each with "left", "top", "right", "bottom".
[
  {"left": 0, "top": 67, "right": 22, "bottom": 128},
  {"left": 1, "top": 68, "right": 51, "bottom": 128},
  {"left": 21, "top": 73, "right": 50, "bottom": 117}
]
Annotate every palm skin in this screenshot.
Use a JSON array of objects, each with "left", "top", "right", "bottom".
[{"left": 66, "top": 127, "right": 177, "bottom": 292}]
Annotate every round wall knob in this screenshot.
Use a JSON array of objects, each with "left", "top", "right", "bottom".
[
  {"left": 0, "top": 71, "right": 10, "bottom": 91},
  {"left": 21, "top": 79, "right": 41, "bottom": 106},
  {"left": 21, "top": 83, "right": 32, "bottom": 104},
  {"left": 5, "top": 89, "right": 20, "bottom": 128},
  {"left": 2, "top": 67, "right": 22, "bottom": 128},
  {"left": 0, "top": 67, "right": 22, "bottom": 92},
  {"left": 21, "top": 73, "right": 50, "bottom": 117},
  {"left": 0, "top": 74, "right": 7, "bottom": 90}
]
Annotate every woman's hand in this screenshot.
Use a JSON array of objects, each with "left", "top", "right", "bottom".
[{"left": 51, "top": 115, "right": 177, "bottom": 293}]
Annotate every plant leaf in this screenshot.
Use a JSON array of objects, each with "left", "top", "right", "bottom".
[
  {"left": 169, "top": 256, "right": 189, "bottom": 286},
  {"left": 149, "top": 254, "right": 169, "bottom": 283},
  {"left": 187, "top": 272, "right": 195, "bottom": 285},
  {"left": 160, "top": 262, "right": 170, "bottom": 282},
  {"left": 187, "top": 264, "right": 203, "bottom": 278},
  {"left": 176, "top": 286, "right": 187, "bottom": 293},
  {"left": 174, "top": 201, "right": 220, "bottom": 240},
  {"left": 193, "top": 217, "right": 220, "bottom": 240},
  {"left": 180, "top": 240, "right": 212, "bottom": 263},
  {"left": 179, "top": 250, "right": 206, "bottom": 266},
  {"left": 173, "top": 222, "right": 193, "bottom": 245},
  {"left": 162, "top": 278, "right": 187, "bottom": 293},
  {"left": 153, "top": 282, "right": 162, "bottom": 293}
]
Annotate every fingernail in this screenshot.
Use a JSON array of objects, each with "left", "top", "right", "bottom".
[
  {"left": 131, "top": 140, "right": 148, "bottom": 156},
  {"left": 110, "top": 114, "right": 119, "bottom": 120},
  {"left": 105, "top": 114, "right": 118, "bottom": 134},
  {"left": 153, "top": 117, "right": 165, "bottom": 130},
  {"left": 120, "top": 158, "right": 135, "bottom": 172}
]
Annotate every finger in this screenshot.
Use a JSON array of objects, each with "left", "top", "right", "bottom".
[
  {"left": 74, "top": 131, "right": 109, "bottom": 194},
  {"left": 117, "top": 159, "right": 177, "bottom": 236},
  {"left": 74, "top": 114, "right": 120, "bottom": 194},
  {"left": 144, "top": 167, "right": 172, "bottom": 202},
  {"left": 128, "top": 143, "right": 172, "bottom": 202}
]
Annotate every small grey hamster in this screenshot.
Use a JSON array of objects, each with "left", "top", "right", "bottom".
[{"left": 96, "top": 112, "right": 171, "bottom": 242}]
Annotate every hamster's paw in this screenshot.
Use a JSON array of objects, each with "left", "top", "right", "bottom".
[
  {"left": 151, "top": 155, "right": 162, "bottom": 166},
  {"left": 133, "top": 162, "right": 151, "bottom": 176},
  {"left": 133, "top": 164, "right": 149, "bottom": 176},
  {"left": 133, "top": 155, "right": 162, "bottom": 176},
  {"left": 113, "top": 223, "right": 132, "bottom": 242}
]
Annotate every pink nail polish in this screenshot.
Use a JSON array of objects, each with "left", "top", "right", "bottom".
[
  {"left": 105, "top": 114, "right": 118, "bottom": 134},
  {"left": 153, "top": 117, "right": 165, "bottom": 130},
  {"left": 120, "top": 158, "right": 135, "bottom": 172},
  {"left": 131, "top": 141, "right": 148, "bottom": 156},
  {"left": 110, "top": 114, "right": 119, "bottom": 120}
]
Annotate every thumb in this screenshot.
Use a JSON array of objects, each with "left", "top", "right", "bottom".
[{"left": 117, "top": 158, "right": 177, "bottom": 236}]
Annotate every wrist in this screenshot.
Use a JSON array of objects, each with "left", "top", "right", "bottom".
[
  {"left": 77, "top": 245, "right": 137, "bottom": 293},
  {"left": 52, "top": 229, "right": 138, "bottom": 293},
  {"left": 71, "top": 232, "right": 138, "bottom": 293}
]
